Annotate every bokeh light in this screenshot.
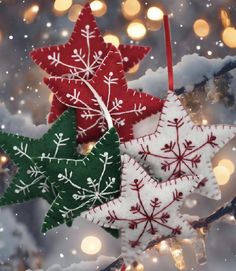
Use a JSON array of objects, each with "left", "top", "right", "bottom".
[
  {"left": 103, "top": 33, "right": 120, "bottom": 47},
  {"left": 0, "top": 155, "right": 7, "bottom": 164},
  {"left": 135, "top": 263, "right": 144, "bottom": 271},
  {"left": 193, "top": 19, "right": 210, "bottom": 38},
  {"left": 222, "top": 27, "right": 236, "bottom": 48},
  {"left": 23, "top": 5, "right": 40, "bottom": 24},
  {"left": 68, "top": 4, "right": 82, "bottom": 22},
  {"left": 122, "top": 0, "right": 141, "bottom": 19},
  {"left": 213, "top": 165, "right": 230, "bottom": 186},
  {"left": 128, "top": 63, "right": 140, "bottom": 74},
  {"left": 127, "top": 20, "right": 147, "bottom": 40},
  {"left": 219, "top": 159, "right": 235, "bottom": 175},
  {"left": 147, "top": 6, "right": 164, "bottom": 21},
  {"left": 48, "top": 93, "right": 54, "bottom": 103},
  {"left": 81, "top": 236, "right": 102, "bottom": 255},
  {"left": 54, "top": 0, "right": 72, "bottom": 12},
  {"left": 0, "top": 31, "right": 3, "bottom": 45},
  {"left": 220, "top": 9, "right": 231, "bottom": 28},
  {"left": 90, "top": 0, "right": 107, "bottom": 17}
]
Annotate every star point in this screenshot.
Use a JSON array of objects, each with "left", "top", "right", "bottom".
[{"left": 0, "top": 109, "right": 77, "bottom": 207}]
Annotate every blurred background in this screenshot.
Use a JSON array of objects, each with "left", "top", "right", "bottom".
[{"left": 0, "top": 0, "right": 236, "bottom": 270}]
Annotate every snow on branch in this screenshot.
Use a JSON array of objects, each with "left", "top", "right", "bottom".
[{"left": 128, "top": 54, "right": 236, "bottom": 97}]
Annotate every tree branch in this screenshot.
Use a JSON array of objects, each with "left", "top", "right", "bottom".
[
  {"left": 176, "top": 59, "right": 236, "bottom": 94},
  {"left": 101, "top": 195, "right": 236, "bottom": 271}
]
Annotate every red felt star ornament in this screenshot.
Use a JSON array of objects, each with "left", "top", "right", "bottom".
[
  {"left": 44, "top": 47, "right": 164, "bottom": 143},
  {"left": 30, "top": 3, "right": 151, "bottom": 124}
]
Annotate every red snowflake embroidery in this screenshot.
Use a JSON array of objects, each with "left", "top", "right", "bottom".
[
  {"left": 138, "top": 117, "right": 218, "bottom": 180},
  {"left": 105, "top": 178, "right": 183, "bottom": 247}
]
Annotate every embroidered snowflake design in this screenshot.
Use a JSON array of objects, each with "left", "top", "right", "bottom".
[
  {"left": 83, "top": 155, "right": 198, "bottom": 265},
  {"left": 106, "top": 178, "right": 184, "bottom": 248},
  {"left": 55, "top": 152, "right": 120, "bottom": 220},
  {"left": 35, "top": 127, "right": 121, "bottom": 232},
  {"left": 121, "top": 91, "right": 236, "bottom": 200},
  {"left": 139, "top": 118, "right": 218, "bottom": 180},
  {"left": 11, "top": 133, "right": 70, "bottom": 196},
  {"left": 48, "top": 24, "right": 103, "bottom": 80},
  {"left": 45, "top": 49, "right": 163, "bottom": 143},
  {"left": 65, "top": 72, "right": 146, "bottom": 138}
]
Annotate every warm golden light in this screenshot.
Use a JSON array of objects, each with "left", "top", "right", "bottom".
[
  {"left": 0, "top": 155, "right": 7, "bottom": 164},
  {"left": 222, "top": 27, "right": 236, "bottom": 48},
  {"left": 193, "top": 19, "right": 210, "bottom": 38},
  {"left": 127, "top": 21, "right": 147, "bottom": 41},
  {"left": 54, "top": 0, "right": 72, "bottom": 12},
  {"left": 103, "top": 33, "right": 120, "bottom": 47},
  {"left": 68, "top": 4, "right": 82, "bottom": 22},
  {"left": 213, "top": 165, "right": 230, "bottom": 185},
  {"left": 169, "top": 240, "right": 186, "bottom": 270},
  {"left": 122, "top": 0, "right": 141, "bottom": 19},
  {"left": 202, "top": 119, "right": 208, "bottom": 125},
  {"left": 23, "top": 5, "right": 40, "bottom": 24},
  {"left": 219, "top": 159, "right": 235, "bottom": 175},
  {"left": 80, "top": 142, "right": 96, "bottom": 155},
  {"left": 81, "top": 236, "right": 102, "bottom": 255},
  {"left": 128, "top": 63, "right": 140, "bottom": 74},
  {"left": 221, "top": 9, "right": 231, "bottom": 28},
  {"left": 147, "top": 6, "right": 164, "bottom": 21},
  {"left": 0, "top": 32, "right": 3, "bottom": 44},
  {"left": 159, "top": 240, "right": 169, "bottom": 253},
  {"left": 90, "top": 0, "right": 107, "bottom": 17},
  {"left": 49, "top": 93, "right": 54, "bottom": 103},
  {"left": 135, "top": 263, "right": 144, "bottom": 271}
]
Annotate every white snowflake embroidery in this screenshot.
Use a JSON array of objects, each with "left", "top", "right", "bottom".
[
  {"left": 47, "top": 25, "right": 103, "bottom": 79},
  {"left": 41, "top": 133, "right": 70, "bottom": 158},
  {"left": 66, "top": 72, "right": 147, "bottom": 138},
  {"left": 56, "top": 152, "right": 120, "bottom": 220}
]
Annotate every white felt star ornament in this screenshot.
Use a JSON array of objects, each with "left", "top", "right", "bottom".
[
  {"left": 121, "top": 91, "right": 236, "bottom": 200},
  {"left": 83, "top": 155, "right": 200, "bottom": 265}
]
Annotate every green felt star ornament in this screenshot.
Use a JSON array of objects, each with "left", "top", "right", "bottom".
[
  {"left": 0, "top": 109, "right": 77, "bottom": 209},
  {"left": 34, "top": 127, "right": 121, "bottom": 233}
]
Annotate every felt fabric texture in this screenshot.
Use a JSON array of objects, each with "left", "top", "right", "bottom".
[
  {"left": 30, "top": 3, "right": 151, "bottom": 124},
  {"left": 121, "top": 91, "right": 236, "bottom": 200},
  {"left": 44, "top": 48, "right": 164, "bottom": 143},
  {"left": 33, "top": 127, "right": 121, "bottom": 233},
  {"left": 82, "top": 154, "right": 199, "bottom": 265},
  {"left": 0, "top": 109, "right": 77, "bottom": 206}
]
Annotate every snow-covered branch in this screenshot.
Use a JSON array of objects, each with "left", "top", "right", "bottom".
[{"left": 128, "top": 54, "right": 236, "bottom": 98}]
